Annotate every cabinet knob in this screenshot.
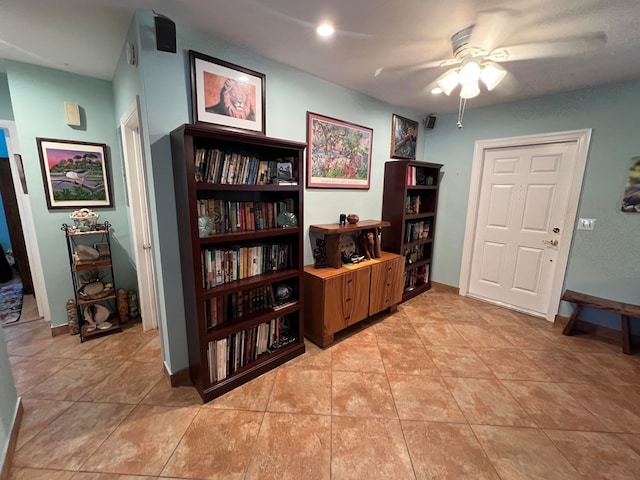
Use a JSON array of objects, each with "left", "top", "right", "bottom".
[{"left": 347, "top": 279, "right": 353, "bottom": 283}]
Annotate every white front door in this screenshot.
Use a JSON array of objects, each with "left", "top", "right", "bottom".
[
  {"left": 460, "top": 130, "right": 591, "bottom": 320},
  {"left": 120, "top": 98, "right": 159, "bottom": 330}
]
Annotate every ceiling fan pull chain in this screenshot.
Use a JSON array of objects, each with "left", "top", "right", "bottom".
[{"left": 457, "top": 97, "right": 467, "bottom": 128}]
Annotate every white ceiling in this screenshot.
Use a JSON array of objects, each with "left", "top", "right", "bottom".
[{"left": 1, "top": 0, "right": 640, "bottom": 115}]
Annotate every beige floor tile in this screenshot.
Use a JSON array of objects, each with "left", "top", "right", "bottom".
[
  {"left": 472, "top": 425, "right": 583, "bottom": 480},
  {"left": 284, "top": 339, "right": 332, "bottom": 369},
  {"left": 15, "top": 398, "right": 74, "bottom": 449},
  {"left": 208, "top": 370, "right": 276, "bottom": 411},
  {"left": 378, "top": 343, "right": 440, "bottom": 375},
  {"left": 545, "top": 429, "right": 640, "bottom": 480},
  {"left": 10, "top": 356, "right": 72, "bottom": 396},
  {"left": 402, "top": 421, "right": 500, "bottom": 479},
  {"left": 6, "top": 327, "right": 59, "bottom": 357},
  {"left": 388, "top": 375, "right": 465, "bottom": 422},
  {"left": 128, "top": 335, "right": 162, "bottom": 363},
  {"left": 70, "top": 473, "right": 157, "bottom": 479},
  {"left": 140, "top": 375, "right": 203, "bottom": 408},
  {"left": 161, "top": 409, "right": 263, "bottom": 479},
  {"left": 414, "top": 324, "right": 469, "bottom": 347},
  {"left": 499, "top": 325, "right": 558, "bottom": 350},
  {"left": 453, "top": 324, "right": 515, "bottom": 348},
  {"left": 575, "top": 352, "right": 640, "bottom": 385},
  {"left": 616, "top": 433, "right": 640, "bottom": 456},
  {"left": 375, "top": 321, "right": 422, "bottom": 345},
  {"left": 474, "top": 348, "right": 552, "bottom": 381},
  {"left": 476, "top": 307, "right": 525, "bottom": 327},
  {"left": 3, "top": 318, "right": 44, "bottom": 342},
  {"left": 521, "top": 349, "right": 600, "bottom": 384},
  {"left": 267, "top": 368, "right": 331, "bottom": 415},
  {"left": 331, "top": 416, "right": 414, "bottom": 480},
  {"left": 336, "top": 324, "right": 379, "bottom": 344},
  {"left": 332, "top": 371, "right": 397, "bottom": 418},
  {"left": 37, "top": 333, "right": 109, "bottom": 359},
  {"left": 23, "top": 359, "right": 121, "bottom": 401},
  {"left": 560, "top": 383, "right": 640, "bottom": 433},
  {"left": 402, "top": 304, "right": 448, "bottom": 324},
  {"left": 81, "top": 360, "right": 164, "bottom": 404},
  {"left": 245, "top": 412, "right": 331, "bottom": 480},
  {"left": 13, "top": 402, "right": 134, "bottom": 471},
  {"left": 502, "top": 380, "right": 610, "bottom": 431},
  {"left": 438, "top": 307, "right": 487, "bottom": 324},
  {"left": 81, "top": 404, "right": 199, "bottom": 476},
  {"left": 444, "top": 377, "right": 535, "bottom": 427},
  {"left": 426, "top": 346, "right": 495, "bottom": 378},
  {"left": 331, "top": 341, "right": 384, "bottom": 372},
  {"left": 8, "top": 468, "right": 74, "bottom": 480},
  {"left": 80, "top": 328, "right": 155, "bottom": 361},
  {"left": 537, "top": 328, "right": 621, "bottom": 353}
]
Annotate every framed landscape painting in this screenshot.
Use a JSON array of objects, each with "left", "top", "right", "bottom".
[
  {"left": 190, "top": 50, "right": 266, "bottom": 134},
  {"left": 37, "top": 138, "right": 113, "bottom": 209},
  {"left": 306, "top": 112, "right": 373, "bottom": 189},
  {"left": 390, "top": 113, "right": 418, "bottom": 160}
]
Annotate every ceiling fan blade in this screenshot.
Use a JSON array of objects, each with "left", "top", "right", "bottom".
[
  {"left": 488, "top": 32, "right": 607, "bottom": 62},
  {"left": 469, "top": 9, "right": 515, "bottom": 54},
  {"left": 375, "top": 58, "right": 460, "bottom": 77}
]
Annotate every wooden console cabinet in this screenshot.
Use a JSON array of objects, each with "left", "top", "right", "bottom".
[{"left": 304, "top": 252, "right": 403, "bottom": 347}]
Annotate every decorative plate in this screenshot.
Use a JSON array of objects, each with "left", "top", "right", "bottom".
[
  {"left": 198, "top": 215, "right": 213, "bottom": 237},
  {"left": 83, "top": 281, "right": 104, "bottom": 296}
]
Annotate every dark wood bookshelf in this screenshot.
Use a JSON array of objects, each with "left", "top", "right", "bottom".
[
  {"left": 171, "top": 123, "right": 306, "bottom": 403},
  {"left": 381, "top": 160, "right": 443, "bottom": 301}
]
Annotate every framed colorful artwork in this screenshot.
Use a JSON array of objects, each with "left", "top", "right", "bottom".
[
  {"left": 306, "top": 112, "right": 373, "bottom": 189},
  {"left": 36, "top": 138, "right": 113, "bottom": 209},
  {"left": 189, "top": 50, "right": 266, "bottom": 134},
  {"left": 390, "top": 113, "right": 418, "bottom": 160}
]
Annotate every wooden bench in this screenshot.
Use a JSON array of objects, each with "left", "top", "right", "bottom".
[{"left": 562, "top": 289, "right": 640, "bottom": 355}]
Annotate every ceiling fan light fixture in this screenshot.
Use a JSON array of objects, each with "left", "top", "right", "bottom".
[
  {"left": 460, "top": 82, "right": 480, "bottom": 99},
  {"left": 431, "top": 87, "right": 443, "bottom": 95},
  {"left": 458, "top": 60, "right": 481, "bottom": 85},
  {"left": 316, "top": 23, "right": 335, "bottom": 37},
  {"left": 435, "top": 69, "right": 459, "bottom": 96},
  {"left": 480, "top": 63, "right": 506, "bottom": 91}
]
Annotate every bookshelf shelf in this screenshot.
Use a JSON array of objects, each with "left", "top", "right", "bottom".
[
  {"left": 171, "top": 123, "right": 306, "bottom": 403},
  {"left": 382, "top": 160, "right": 443, "bottom": 301}
]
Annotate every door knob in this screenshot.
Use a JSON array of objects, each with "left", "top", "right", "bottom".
[
  {"left": 143, "top": 243, "right": 152, "bottom": 250},
  {"left": 543, "top": 239, "right": 558, "bottom": 246}
]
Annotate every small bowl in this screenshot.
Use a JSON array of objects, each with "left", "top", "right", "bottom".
[{"left": 346, "top": 214, "right": 359, "bottom": 224}]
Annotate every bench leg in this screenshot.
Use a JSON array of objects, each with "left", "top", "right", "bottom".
[
  {"left": 622, "top": 315, "right": 631, "bottom": 355},
  {"left": 562, "top": 304, "right": 583, "bottom": 336}
]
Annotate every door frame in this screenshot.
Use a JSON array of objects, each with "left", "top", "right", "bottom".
[
  {"left": 0, "top": 120, "right": 49, "bottom": 320},
  {"left": 459, "top": 129, "right": 592, "bottom": 321},
  {"left": 120, "top": 97, "right": 159, "bottom": 330}
]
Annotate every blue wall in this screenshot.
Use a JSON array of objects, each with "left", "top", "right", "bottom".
[
  {"left": 423, "top": 81, "right": 640, "bottom": 329},
  {"left": 5, "top": 61, "right": 137, "bottom": 327}
]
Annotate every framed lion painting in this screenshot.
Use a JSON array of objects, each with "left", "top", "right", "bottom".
[{"left": 189, "top": 50, "right": 266, "bottom": 134}]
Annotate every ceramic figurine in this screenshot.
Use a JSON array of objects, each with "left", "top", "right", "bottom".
[{"left": 339, "top": 214, "right": 347, "bottom": 226}]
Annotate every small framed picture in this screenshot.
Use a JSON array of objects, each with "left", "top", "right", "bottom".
[
  {"left": 93, "top": 242, "right": 110, "bottom": 257},
  {"left": 276, "top": 161, "right": 293, "bottom": 181},
  {"left": 390, "top": 114, "right": 418, "bottom": 160}
]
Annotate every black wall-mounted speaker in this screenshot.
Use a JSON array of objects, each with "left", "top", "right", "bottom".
[
  {"left": 155, "top": 15, "right": 176, "bottom": 53},
  {"left": 425, "top": 115, "right": 437, "bottom": 129}
]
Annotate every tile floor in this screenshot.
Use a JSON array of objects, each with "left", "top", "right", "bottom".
[{"left": 5, "top": 286, "right": 640, "bottom": 479}]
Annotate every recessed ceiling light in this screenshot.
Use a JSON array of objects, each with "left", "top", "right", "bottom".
[
  {"left": 431, "top": 87, "right": 443, "bottom": 95},
  {"left": 316, "top": 23, "right": 335, "bottom": 37}
]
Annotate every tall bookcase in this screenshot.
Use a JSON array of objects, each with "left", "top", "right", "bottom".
[
  {"left": 170, "top": 124, "right": 306, "bottom": 403},
  {"left": 381, "top": 160, "right": 443, "bottom": 301}
]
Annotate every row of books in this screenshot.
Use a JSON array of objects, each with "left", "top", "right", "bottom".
[
  {"left": 405, "top": 220, "right": 431, "bottom": 243},
  {"left": 405, "top": 195, "right": 422, "bottom": 214},
  {"left": 201, "top": 243, "right": 291, "bottom": 289},
  {"left": 407, "top": 166, "right": 435, "bottom": 186},
  {"left": 404, "top": 264, "right": 429, "bottom": 292},
  {"left": 197, "top": 199, "right": 295, "bottom": 234},
  {"left": 206, "top": 317, "right": 296, "bottom": 383},
  {"left": 194, "top": 147, "right": 295, "bottom": 185},
  {"left": 403, "top": 244, "right": 425, "bottom": 265}
]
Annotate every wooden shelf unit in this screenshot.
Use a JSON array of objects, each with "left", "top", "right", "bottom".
[
  {"left": 170, "top": 124, "right": 307, "bottom": 403},
  {"left": 382, "top": 160, "right": 443, "bottom": 301}
]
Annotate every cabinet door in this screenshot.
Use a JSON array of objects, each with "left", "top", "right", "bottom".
[
  {"left": 369, "top": 256, "right": 404, "bottom": 315},
  {"left": 323, "top": 267, "right": 371, "bottom": 334}
]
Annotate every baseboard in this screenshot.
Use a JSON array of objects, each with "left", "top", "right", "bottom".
[
  {"left": 1, "top": 398, "right": 23, "bottom": 480},
  {"left": 164, "top": 363, "right": 191, "bottom": 387},
  {"left": 430, "top": 281, "right": 460, "bottom": 294},
  {"left": 50, "top": 324, "right": 70, "bottom": 337},
  {"left": 554, "top": 314, "right": 640, "bottom": 343}
]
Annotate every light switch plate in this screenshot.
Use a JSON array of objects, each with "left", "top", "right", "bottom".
[{"left": 577, "top": 218, "right": 596, "bottom": 230}]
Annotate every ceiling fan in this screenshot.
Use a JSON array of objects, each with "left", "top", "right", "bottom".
[{"left": 376, "top": 9, "right": 607, "bottom": 126}]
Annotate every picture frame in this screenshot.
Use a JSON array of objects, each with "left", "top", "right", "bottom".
[
  {"left": 390, "top": 113, "right": 418, "bottom": 160},
  {"left": 36, "top": 138, "right": 113, "bottom": 210},
  {"left": 621, "top": 156, "right": 640, "bottom": 213},
  {"left": 306, "top": 112, "right": 373, "bottom": 189},
  {"left": 189, "top": 50, "right": 266, "bottom": 134}
]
